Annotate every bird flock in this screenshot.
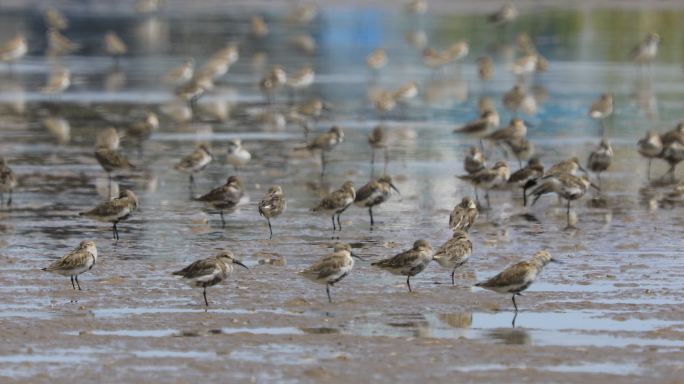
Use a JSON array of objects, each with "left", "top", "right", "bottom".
[{"left": 0, "top": 1, "right": 673, "bottom": 322}]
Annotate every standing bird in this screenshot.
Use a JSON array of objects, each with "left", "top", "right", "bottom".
[
  {"left": 458, "top": 161, "right": 510, "bottom": 207},
  {"left": 453, "top": 110, "right": 500, "bottom": 138},
  {"left": 311, "top": 181, "right": 356, "bottom": 231},
  {"left": 225, "top": 139, "right": 251, "bottom": 171},
  {"left": 44, "top": 8, "right": 68, "bottom": 30},
  {"left": 637, "top": 130, "right": 663, "bottom": 181},
  {"left": 94, "top": 128, "right": 135, "bottom": 183},
  {"left": 529, "top": 174, "right": 596, "bottom": 227},
  {"left": 464, "top": 146, "right": 486, "bottom": 175},
  {"left": 104, "top": 31, "right": 127, "bottom": 65},
  {"left": 449, "top": 196, "right": 479, "bottom": 232},
  {"left": 0, "top": 34, "right": 28, "bottom": 69},
  {"left": 658, "top": 122, "right": 684, "bottom": 180},
  {"left": 0, "top": 156, "right": 17, "bottom": 206},
  {"left": 164, "top": 58, "right": 195, "bottom": 85},
  {"left": 354, "top": 175, "right": 400, "bottom": 228},
  {"left": 250, "top": 15, "right": 269, "bottom": 38},
  {"left": 588, "top": 93, "right": 614, "bottom": 120},
  {"left": 502, "top": 84, "right": 526, "bottom": 116},
  {"left": 196, "top": 176, "right": 244, "bottom": 228},
  {"left": 79, "top": 189, "right": 139, "bottom": 240},
  {"left": 488, "top": 3, "right": 519, "bottom": 25},
  {"left": 485, "top": 118, "right": 527, "bottom": 152},
  {"left": 257, "top": 185, "right": 286, "bottom": 239},
  {"left": 41, "top": 66, "right": 71, "bottom": 95},
  {"left": 507, "top": 157, "right": 544, "bottom": 206},
  {"left": 259, "top": 65, "right": 287, "bottom": 104},
  {"left": 477, "top": 56, "right": 495, "bottom": 82},
  {"left": 172, "top": 251, "right": 248, "bottom": 307},
  {"left": 630, "top": 32, "right": 661, "bottom": 66},
  {"left": 47, "top": 28, "right": 79, "bottom": 56},
  {"left": 287, "top": 65, "right": 315, "bottom": 100},
  {"left": 433, "top": 230, "right": 472, "bottom": 285},
  {"left": 299, "top": 243, "right": 362, "bottom": 303},
  {"left": 368, "top": 125, "right": 389, "bottom": 175},
  {"left": 475, "top": 251, "right": 559, "bottom": 324},
  {"left": 303, "top": 126, "right": 344, "bottom": 177},
  {"left": 546, "top": 157, "right": 586, "bottom": 177},
  {"left": 125, "top": 111, "right": 159, "bottom": 146},
  {"left": 505, "top": 137, "right": 535, "bottom": 168},
  {"left": 366, "top": 48, "right": 388, "bottom": 74},
  {"left": 587, "top": 139, "right": 613, "bottom": 187},
  {"left": 42, "top": 240, "right": 98, "bottom": 291},
  {"left": 174, "top": 144, "right": 214, "bottom": 186},
  {"left": 372, "top": 239, "right": 434, "bottom": 292}
]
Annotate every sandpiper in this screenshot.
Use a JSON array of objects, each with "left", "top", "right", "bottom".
[
  {"left": 658, "top": 121, "right": 684, "bottom": 180},
  {"left": 369, "top": 125, "right": 389, "bottom": 174},
  {"left": 447, "top": 40, "right": 469, "bottom": 63},
  {"left": 287, "top": 65, "right": 315, "bottom": 93},
  {"left": 454, "top": 110, "right": 499, "bottom": 137},
  {"left": 637, "top": 130, "right": 663, "bottom": 180},
  {"left": 41, "top": 66, "right": 71, "bottom": 94},
  {"left": 502, "top": 85, "right": 526, "bottom": 116},
  {"left": 372, "top": 239, "right": 433, "bottom": 292},
  {"left": 0, "top": 34, "right": 28, "bottom": 68},
  {"left": 478, "top": 56, "right": 494, "bottom": 82},
  {"left": 42, "top": 116, "right": 71, "bottom": 145},
  {"left": 304, "top": 126, "right": 344, "bottom": 177},
  {"left": 259, "top": 65, "right": 287, "bottom": 103},
  {"left": 422, "top": 47, "right": 453, "bottom": 70},
  {"left": 631, "top": 32, "right": 660, "bottom": 65},
  {"left": 433, "top": 230, "right": 472, "bottom": 285},
  {"left": 354, "top": 175, "right": 400, "bottom": 227},
  {"left": 587, "top": 139, "right": 613, "bottom": 187},
  {"left": 47, "top": 28, "right": 79, "bottom": 56},
  {"left": 172, "top": 251, "right": 248, "bottom": 306},
  {"left": 80, "top": 189, "right": 139, "bottom": 240},
  {"left": 94, "top": 128, "right": 135, "bottom": 181},
  {"left": 175, "top": 74, "right": 213, "bottom": 108},
  {"left": 505, "top": 137, "right": 535, "bottom": 168},
  {"left": 125, "top": 111, "right": 159, "bottom": 145},
  {"left": 405, "top": 0, "right": 427, "bottom": 14},
  {"left": 225, "top": 139, "right": 251, "bottom": 171},
  {"left": 366, "top": 48, "right": 388, "bottom": 73},
  {"left": 104, "top": 31, "right": 127, "bottom": 64},
  {"left": 475, "top": 251, "right": 559, "bottom": 318},
  {"left": 507, "top": 157, "right": 544, "bottom": 206},
  {"left": 449, "top": 196, "right": 479, "bottom": 232},
  {"left": 509, "top": 54, "right": 539, "bottom": 78},
  {"left": 164, "top": 58, "right": 194, "bottom": 85},
  {"left": 299, "top": 243, "right": 362, "bottom": 303},
  {"left": 311, "top": 181, "right": 356, "bottom": 231},
  {"left": 257, "top": 185, "right": 286, "bottom": 239},
  {"left": 0, "top": 156, "right": 17, "bottom": 206},
  {"left": 485, "top": 118, "right": 527, "bottom": 146},
  {"left": 174, "top": 144, "right": 214, "bottom": 186},
  {"left": 546, "top": 157, "right": 586, "bottom": 177},
  {"left": 464, "top": 146, "right": 486, "bottom": 175},
  {"left": 488, "top": 3, "right": 518, "bottom": 25},
  {"left": 291, "top": 34, "right": 317, "bottom": 56},
  {"left": 44, "top": 8, "right": 68, "bottom": 30},
  {"left": 250, "top": 15, "right": 269, "bottom": 38},
  {"left": 199, "top": 55, "right": 230, "bottom": 80},
  {"left": 42, "top": 240, "right": 98, "bottom": 290},
  {"left": 196, "top": 176, "right": 244, "bottom": 228},
  {"left": 588, "top": 93, "right": 614, "bottom": 120},
  {"left": 287, "top": 3, "right": 318, "bottom": 25},
  {"left": 530, "top": 173, "right": 596, "bottom": 226},
  {"left": 458, "top": 161, "right": 510, "bottom": 207},
  {"left": 393, "top": 81, "right": 418, "bottom": 108}
]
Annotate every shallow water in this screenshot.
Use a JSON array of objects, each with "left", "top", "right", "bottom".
[{"left": 2, "top": 1, "right": 684, "bottom": 383}]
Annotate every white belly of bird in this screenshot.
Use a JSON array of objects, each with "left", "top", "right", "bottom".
[
  {"left": 95, "top": 206, "right": 131, "bottom": 223},
  {"left": 190, "top": 156, "right": 211, "bottom": 173},
  {"left": 53, "top": 258, "right": 94, "bottom": 277},
  {"left": 227, "top": 150, "right": 251, "bottom": 167},
  {"left": 434, "top": 248, "right": 471, "bottom": 269},
  {"left": 185, "top": 268, "right": 227, "bottom": 288},
  {"left": 3, "top": 44, "right": 27, "bottom": 61}
]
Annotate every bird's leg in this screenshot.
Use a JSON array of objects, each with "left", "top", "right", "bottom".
[
  {"left": 0, "top": 192, "right": 4, "bottom": 206},
  {"left": 406, "top": 276, "right": 412, "bottom": 292},
  {"left": 220, "top": 211, "right": 225, "bottom": 228},
  {"left": 267, "top": 217, "right": 273, "bottom": 239},
  {"left": 336, "top": 213, "right": 342, "bottom": 231},
  {"left": 203, "top": 287, "right": 209, "bottom": 306},
  {"left": 320, "top": 151, "right": 326, "bottom": 178},
  {"left": 512, "top": 294, "right": 519, "bottom": 312},
  {"left": 189, "top": 174, "right": 194, "bottom": 187},
  {"left": 70, "top": 276, "right": 76, "bottom": 290},
  {"left": 326, "top": 284, "right": 332, "bottom": 303},
  {"left": 597, "top": 173, "right": 602, "bottom": 190},
  {"left": 383, "top": 147, "right": 389, "bottom": 174},
  {"left": 7, "top": 189, "right": 12, "bottom": 206},
  {"left": 647, "top": 159, "right": 652, "bottom": 181},
  {"left": 331, "top": 213, "right": 336, "bottom": 231},
  {"left": 473, "top": 187, "right": 480, "bottom": 204},
  {"left": 368, "top": 207, "right": 374, "bottom": 226},
  {"left": 522, "top": 186, "right": 528, "bottom": 207},
  {"left": 566, "top": 200, "right": 571, "bottom": 227},
  {"left": 75, "top": 275, "right": 82, "bottom": 291},
  {"left": 512, "top": 311, "right": 518, "bottom": 328},
  {"left": 113, "top": 222, "right": 119, "bottom": 240},
  {"left": 451, "top": 269, "right": 456, "bottom": 286},
  {"left": 371, "top": 149, "right": 376, "bottom": 175},
  {"left": 485, "top": 192, "right": 491, "bottom": 209}
]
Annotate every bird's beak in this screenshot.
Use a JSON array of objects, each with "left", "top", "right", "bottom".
[
  {"left": 550, "top": 258, "right": 563, "bottom": 264},
  {"left": 390, "top": 183, "right": 400, "bottom": 194},
  {"left": 351, "top": 252, "right": 366, "bottom": 261},
  {"left": 233, "top": 260, "right": 249, "bottom": 269},
  {"left": 578, "top": 164, "right": 588, "bottom": 174},
  {"left": 590, "top": 183, "right": 600, "bottom": 191}
]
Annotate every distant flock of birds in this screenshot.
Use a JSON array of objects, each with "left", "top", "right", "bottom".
[{"left": 0, "top": 1, "right": 674, "bottom": 320}]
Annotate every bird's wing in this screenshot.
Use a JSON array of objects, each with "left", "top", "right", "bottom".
[
  {"left": 172, "top": 258, "right": 219, "bottom": 278},
  {"left": 477, "top": 261, "right": 532, "bottom": 288},
  {"left": 45, "top": 249, "right": 92, "bottom": 271},
  {"left": 354, "top": 181, "right": 377, "bottom": 202}
]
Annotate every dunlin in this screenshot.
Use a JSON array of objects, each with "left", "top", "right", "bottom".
[
  {"left": 546, "top": 157, "right": 585, "bottom": 177},
  {"left": 259, "top": 65, "right": 287, "bottom": 103},
  {"left": 175, "top": 73, "right": 213, "bottom": 108},
  {"left": 199, "top": 55, "right": 230, "bottom": 80},
  {"left": 250, "top": 15, "right": 269, "bottom": 38},
  {"left": 588, "top": 93, "right": 614, "bottom": 120},
  {"left": 257, "top": 185, "right": 286, "bottom": 239},
  {"left": 488, "top": 3, "right": 519, "bottom": 25},
  {"left": 366, "top": 48, "right": 388, "bottom": 72},
  {"left": 104, "top": 31, "right": 127, "bottom": 64},
  {"left": 454, "top": 110, "right": 499, "bottom": 137},
  {"left": 405, "top": 0, "right": 427, "bottom": 14},
  {"left": 291, "top": 34, "right": 317, "bottom": 56},
  {"left": 44, "top": 8, "right": 68, "bottom": 30},
  {"left": 369, "top": 125, "right": 389, "bottom": 173},
  {"left": 42, "top": 116, "right": 71, "bottom": 145},
  {"left": 196, "top": 176, "right": 244, "bottom": 228},
  {"left": 637, "top": 130, "right": 663, "bottom": 180},
  {"left": 125, "top": 111, "right": 159, "bottom": 144},
  {"left": 174, "top": 144, "right": 214, "bottom": 185},
  {"left": 299, "top": 243, "right": 362, "bottom": 303},
  {"left": 447, "top": 40, "right": 469, "bottom": 63},
  {"left": 530, "top": 173, "right": 596, "bottom": 226},
  {"left": 422, "top": 47, "right": 453, "bottom": 70},
  {"left": 287, "top": 65, "right": 315, "bottom": 98},
  {"left": 631, "top": 32, "right": 660, "bottom": 65},
  {"left": 135, "top": 0, "right": 162, "bottom": 14},
  {"left": 47, "top": 28, "right": 79, "bottom": 56},
  {"left": 0, "top": 34, "right": 28, "bottom": 67},
  {"left": 286, "top": 3, "right": 318, "bottom": 25},
  {"left": 458, "top": 161, "right": 510, "bottom": 207},
  {"left": 41, "top": 66, "right": 71, "bottom": 94},
  {"left": 311, "top": 181, "right": 356, "bottom": 231},
  {"left": 42, "top": 240, "right": 98, "bottom": 290},
  {"left": 0, "top": 156, "right": 17, "bottom": 206},
  {"left": 94, "top": 128, "right": 135, "bottom": 181},
  {"left": 393, "top": 81, "right": 418, "bottom": 109},
  {"left": 509, "top": 54, "right": 539, "bottom": 78},
  {"left": 587, "top": 139, "right": 613, "bottom": 187},
  {"left": 354, "top": 175, "right": 400, "bottom": 227},
  {"left": 164, "top": 58, "right": 195, "bottom": 85},
  {"left": 478, "top": 56, "right": 495, "bottom": 81},
  {"left": 172, "top": 251, "right": 248, "bottom": 306},
  {"left": 304, "top": 126, "right": 344, "bottom": 177},
  {"left": 449, "top": 196, "right": 479, "bottom": 232},
  {"left": 371, "top": 239, "right": 433, "bottom": 292},
  {"left": 433, "top": 230, "right": 472, "bottom": 285},
  {"left": 226, "top": 139, "right": 251, "bottom": 171},
  {"left": 80, "top": 189, "right": 139, "bottom": 240},
  {"left": 475, "top": 251, "right": 559, "bottom": 318},
  {"left": 464, "top": 146, "right": 486, "bottom": 175},
  {"left": 658, "top": 122, "right": 684, "bottom": 180},
  {"left": 485, "top": 118, "right": 527, "bottom": 145},
  {"left": 502, "top": 84, "right": 526, "bottom": 115},
  {"left": 507, "top": 157, "right": 544, "bottom": 206}
]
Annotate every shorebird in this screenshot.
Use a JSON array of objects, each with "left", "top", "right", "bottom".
[
  {"left": 488, "top": 3, "right": 519, "bottom": 25},
  {"left": 174, "top": 144, "right": 214, "bottom": 186},
  {"left": 94, "top": 128, "right": 135, "bottom": 182},
  {"left": 47, "top": 28, "right": 79, "bottom": 56},
  {"left": 454, "top": 110, "right": 500, "bottom": 138},
  {"left": 366, "top": 48, "right": 387, "bottom": 74},
  {"left": 164, "top": 58, "right": 194, "bottom": 85},
  {"left": 44, "top": 8, "right": 68, "bottom": 30},
  {"left": 405, "top": 0, "right": 427, "bottom": 14},
  {"left": 287, "top": 3, "right": 318, "bottom": 25},
  {"left": 485, "top": 118, "right": 527, "bottom": 152},
  {"left": 104, "top": 31, "right": 127, "bottom": 64},
  {"left": 299, "top": 243, "right": 363, "bottom": 303},
  {"left": 42, "top": 116, "right": 71, "bottom": 145},
  {"left": 637, "top": 130, "right": 663, "bottom": 180},
  {"left": 175, "top": 74, "right": 213, "bottom": 109},
  {"left": 41, "top": 66, "right": 71, "bottom": 95},
  {"left": 199, "top": 55, "right": 231, "bottom": 80},
  {"left": 509, "top": 54, "right": 540, "bottom": 78},
  {"left": 211, "top": 44, "right": 239, "bottom": 66},
  {"left": 447, "top": 41, "right": 469, "bottom": 63},
  {"left": 354, "top": 175, "right": 400, "bottom": 227},
  {"left": 393, "top": 81, "right": 418, "bottom": 113},
  {"left": 588, "top": 93, "right": 614, "bottom": 120},
  {"left": 478, "top": 56, "right": 494, "bottom": 82},
  {"left": 0, "top": 34, "right": 28, "bottom": 69},
  {"left": 311, "top": 181, "right": 355, "bottom": 231},
  {"left": 422, "top": 47, "right": 453, "bottom": 70},
  {"left": 587, "top": 139, "right": 613, "bottom": 187},
  {"left": 475, "top": 250, "right": 559, "bottom": 323},
  {"left": 80, "top": 189, "right": 139, "bottom": 240},
  {"left": 303, "top": 126, "right": 344, "bottom": 177},
  {"left": 259, "top": 65, "right": 287, "bottom": 103},
  {"left": 250, "top": 15, "right": 269, "bottom": 38},
  {"left": 507, "top": 157, "right": 544, "bottom": 206},
  {"left": 658, "top": 122, "right": 684, "bottom": 180},
  {"left": 225, "top": 139, "right": 251, "bottom": 171},
  {"left": 502, "top": 85, "right": 526, "bottom": 116},
  {"left": 449, "top": 196, "right": 479, "bottom": 232},
  {"left": 257, "top": 185, "right": 286, "bottom": 239},
  {"left": 372, "top": 239, "right": 433, "bottom": 292},
  {"left": 42, "top": 240, "right": 98, "bottom": 290},
  {"left": 546, "top": 157, "right": 586, "bottom": 177},
  {"left": 369, "top": 125, "right": 389, "bottom": 174},
  {"left": 0, "top": 156, "right": 17, "bottom": 206},
  {"left": 529, "top": 174, "right": 596, "bottom": 226},
  {"left": 464, "top": 146, "right": 486, "bottom": 175},
  {"left": 287, "top": 65, "right": 315, "bottom": 101},
  {"left": 505, "top": 137, "right": 535, "bottom": 168},
  {"left": 631, "top": 32, "right": 660, "bottom": 66},
  {"left": 135, "top": 0, "right": 162, "bottom": 14},
  {"left": 125, "top": 111, "right": 159, "bottom": 145},
  {"left": 291, "top": 34, "right": 317, "bottom": 56},
  {"left": 172, "top": 251, "right": 248, "bottom": 306},
  {"left": 433, "top": 230, "right": 472, "bottom": 285},
  {"left": 196, "top": 176, "right": 244, "bottom": 228},
  {"left": 458, "top": 161, "right": 510, "bottom": 207}
]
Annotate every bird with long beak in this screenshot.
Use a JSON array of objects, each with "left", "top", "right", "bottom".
[
  {"left": 299, "top": 243, "right": 364, "bottom": 303},
  {"left": 354, "top": 175, "right": 400, "bottom": 228},
  {"left": 172, "top": 251, "right": 248, "bottom": 307}
]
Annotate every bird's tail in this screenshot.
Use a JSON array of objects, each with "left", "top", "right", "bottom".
[{"left": 529, "top": 180, "right": 555, "bottom": 206}]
